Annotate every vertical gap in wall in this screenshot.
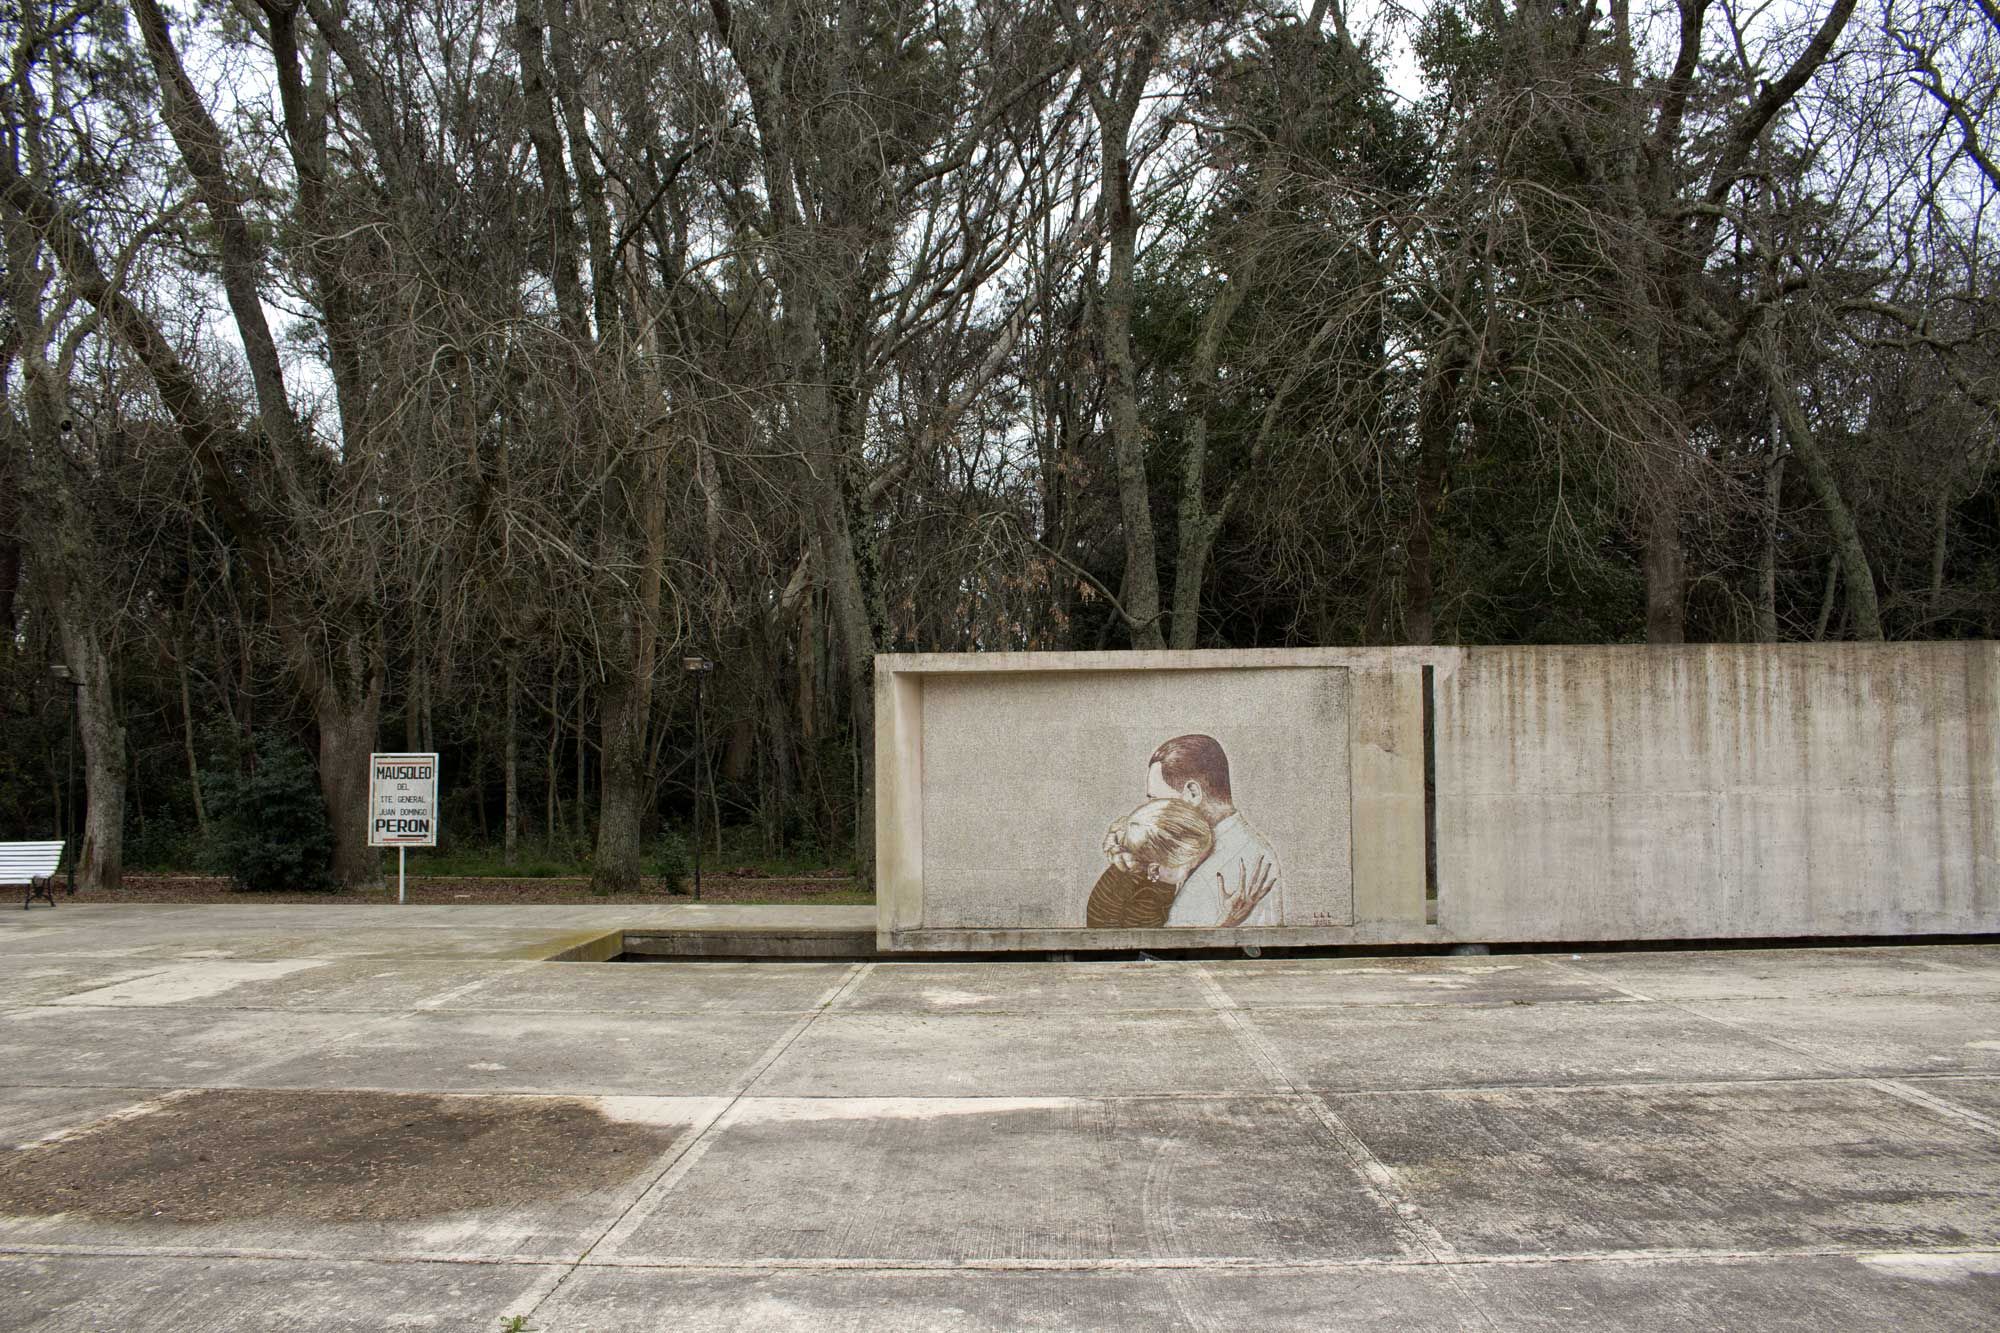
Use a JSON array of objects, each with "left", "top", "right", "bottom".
[{"left": 1422, "top": 663, "right": 1438, "bottom": 913}]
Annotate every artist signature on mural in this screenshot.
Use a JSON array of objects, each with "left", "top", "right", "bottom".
[{"left": 1087, "top": 734, "right": 1282, "bottom": 929}]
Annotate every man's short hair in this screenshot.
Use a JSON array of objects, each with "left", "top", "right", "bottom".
[{"left": 1149, "top": 734, "right": 1232, "bottom": 803}]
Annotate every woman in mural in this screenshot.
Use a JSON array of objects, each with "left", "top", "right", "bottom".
[
  {"left": 1087, "top": 798, "right": 1213, "bottom": 928},
  {"left": 1086, "top": 735, "right": 1284, "bottom": 929}
]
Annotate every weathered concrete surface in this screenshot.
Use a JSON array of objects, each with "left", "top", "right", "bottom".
[
  {"left": 1438, "top": 643, "right": 2000, "bottom": 941},
  {"left": 3, "top": 907, "right": 1999, "bottom": 1330},
  {"left": 1928, "top": 1076, "right": 2000, "bottom": 1117},
  {"left": 0, "top": 958, "right": 176, "bottom": 1006},
  {"left": 750, "top": 1011, "right": 1274, "bottom": 1096},
  {"left": 0, "top": 1087, "right": 163, "bottom": 1150},
  {"left": 532, "top": 1265, "right": 1480, "bottom": 1332},
  {"left": 237, "top": 1009, "right": 805, "bottom": 1096},
  {"left": 52, "top": 957, "right": 515, "bottom": 1011},
  {"left": 1336, "top": 1080, "right": 2000, "bottom": 1255},
  {"left": 1245, "top": 999, "right": 1831, "bottom": 1091},
  {"left": 1203, "top": 955, "right": 1630, "bottom": 1008},
  {"left": 0, "top": 1254, "right": 550, "bottom": 1331},
  {"left": 606, "top": 1095, "right": 1409, "bottom": 1263},
  {"left": 453, "top": 959, "right": 852, "bottom": 1014},
  {"left": 881, "top": 645, "right": 2000, "bottom": 950},
  {"left": 533, "top": 1255, "right": 2000, "bottom": 1333},
  {"left": 1678, "top": 994, "right": 2000, "bottom": 1075},
  {"left": 1565, "top": 942, "right": 2000, "bottom": 1001},
  {"left": 827, "top": 960, "right": 1213, "bottom": 1014},
  {"left": 0, "top": 1007, "right": 384, "bottom": 1088}
]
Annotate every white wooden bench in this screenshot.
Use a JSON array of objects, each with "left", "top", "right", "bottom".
[{"left": 2, "top": 841, "right": 66, "bottom": 910}]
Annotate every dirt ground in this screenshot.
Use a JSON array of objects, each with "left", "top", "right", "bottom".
[
  {"left": 59, "top": 872, "right": 868, "bottom": 907},
  {"left": 0, "top": 1089, "right": 679, "bottom": 1223}
]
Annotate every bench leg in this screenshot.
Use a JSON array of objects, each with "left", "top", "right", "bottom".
[{"left": 25, "top": 875, "right": 56, "bottom": 910}]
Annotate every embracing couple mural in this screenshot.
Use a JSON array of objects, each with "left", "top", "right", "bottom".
[{"left": 1086, "top": 734, "right": 1282, "bottom": 929}]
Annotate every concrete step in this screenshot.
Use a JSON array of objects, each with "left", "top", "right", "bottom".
[{"left": 617, "top": 928, "right": 880, "bottom": 960}]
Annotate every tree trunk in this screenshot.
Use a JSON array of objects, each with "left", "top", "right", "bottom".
[
  {"left": 1099, "top": 127, "right": 1164, "bottom": 650},
  {"left": 178, "top": 641, "right": 208, "bottom": 837},
  {"left": 315, "top": 649, "right": 383, "bottom": 889},
  {"left": 59, "top": 618, "right": 125, "bottom": 893},
  {"left": 1167, "top": 419, "right": 1219, "bottom": 650},
  {"left": 503, "top": 662, "right": 520, "bottom": 865},
  {"left": 594, "top": 661, "right": 654, "bottom": 891},
  {"left": 770, "top": 689, "right": 796, "bottom": 850},
  {"left": 404, "top": 661, "right": 422, "bottom": 750},
  {"left": 1643, "top": 493, "right": 1686, "bottom": 643},
  {"left": 723, "top": 717, "right": 754, "bottom": 784},
  {"left": 593, "top": 453, "right": 665, "bottom": 894},
  {"left": 509, "top": 0, "right": 589, "bottom": 340},
  {"left": 1814, "top": 552, "right": 1840, "bottom": 641},
  {"left": 1169, "top": 278, "right": 1258, "bottom": 650},
  {"left": 474, "top": 734, "right": 489, "bottom": 843},
  {"left": 1928, "top": 488, "right": 1950, "bottom": 619},
  {"left": 1756, "top": 328, "right": 1882, "bottom": 640},
  {"left": 0, "top": 447, "right": 17, "bottom": 638},
  {"left": 545, "top": 687, "right": 560, "bottom": 847},
  {"left": 133, "top": 1, "right": 407, "bottom": 882},
  {"left": 1079, "top": 27, "right": 1167, "bottom": 652},
  {"left": 1405, "top": 356, "right": 1462, "bottom": 646},
  {"left": 1757, "top": 421, "right": 1784, "bottom": 643},
  {"left": 573, "top": 671, "right": 588, "bottom": 841},
  {"left": 812, "top": 482, "right": 879, "bottom": 869}
]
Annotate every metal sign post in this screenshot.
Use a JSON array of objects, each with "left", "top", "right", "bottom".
[{"left": 368, "top": 752, "right": 438, "bottom": 904}]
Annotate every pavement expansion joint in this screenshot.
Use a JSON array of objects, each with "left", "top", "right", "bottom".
[
  {"left": 1537, "top": 953, "right": 2000, "bottom": 1139},
  {"left": 1190, "top": 960, "right": 1465, "bottom": 1267},
  {"left": 7, "top": 916, "right": 2000, "bottom": 1329},
  {"left": 8, "top": 1241, "right": 2000, "bottom": 1272},
  {"left": 496, "top": 960, "right": 878, "bottom": 1325}
]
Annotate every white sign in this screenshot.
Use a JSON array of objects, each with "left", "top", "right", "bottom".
[{"left": 368, "top": 752, "right": 438, "bottom": 847}]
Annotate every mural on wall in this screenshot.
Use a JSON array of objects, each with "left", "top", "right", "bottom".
[
  {"left": 1088, "top": 735, "right": 1282, "bottom": 928},
  {"left": 915, "top": 666, "right": 1352, "bottom": 931}
]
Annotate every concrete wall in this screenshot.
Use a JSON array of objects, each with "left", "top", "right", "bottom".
[
  {"left": 877, "top": 644, "right": 2000, "bottom": 950},
  {"left": 918, "top": 667, "right": 1353, "bottom": 930},
  {"left": 877, "top": 650, "right": 1427, "bottom": 952},
  {"left": 1435, "top": 643, "right": 2000, "bottom": 941}
]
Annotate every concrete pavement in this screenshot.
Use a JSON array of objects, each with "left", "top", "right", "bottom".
[{"left": 1, "top": 904, "right": 1997, "bottom": 1329}]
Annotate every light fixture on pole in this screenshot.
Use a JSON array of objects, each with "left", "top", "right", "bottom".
[
  {"left": 682, "top": 655, "right": 715, "bottom": 900},
  {"left": 48, "top": 664, "right": 79, "bottom": 896}
]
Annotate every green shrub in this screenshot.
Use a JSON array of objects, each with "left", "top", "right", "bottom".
[
  {"left": 123, "top": 811, "right": 202, "bottom": 872},
  {"left": 652, "top": 827, "right": 692, "bottom": 895},
  {"left": 202, "top": 733, "right": 336, "bottom": 891}
]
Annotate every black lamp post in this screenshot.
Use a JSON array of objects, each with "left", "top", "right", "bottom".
[{"left": 49, "top": 663, "right": 80, "bottom": 896}]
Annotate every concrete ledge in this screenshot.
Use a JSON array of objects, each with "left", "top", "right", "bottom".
[
  {"left": 538, "top": 930, "right": 626, "bottom": 962},
  {"left": 881, "top": 924, "right": 1458, "bottom": 953},
  {"left": 621, "top": 929, "right": 877, "bottom": 960}
]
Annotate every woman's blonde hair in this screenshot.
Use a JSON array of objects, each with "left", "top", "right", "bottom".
[{"left": 1104, "top": 798, "right": 1213, "bottom": 883}]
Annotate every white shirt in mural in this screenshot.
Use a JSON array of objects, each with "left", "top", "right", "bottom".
[{"left": 1166, "top": 812, "right": 1281, "bottom": 926}]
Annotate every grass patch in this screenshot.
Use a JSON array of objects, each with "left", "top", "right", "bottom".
[
  {"left": 122, "top": 824, "right": 856, "bottom": 884},
  {"left": 415, "top": 846, "right": 587, "bottom": 878}
]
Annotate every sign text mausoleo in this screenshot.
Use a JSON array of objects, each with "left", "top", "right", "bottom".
[{"left": 368, "top": 752, "right": 438, "bottom": 847}]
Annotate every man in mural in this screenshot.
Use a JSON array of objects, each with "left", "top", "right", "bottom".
[{"left": 1145, "top": 734, "right": 1280, "bottom": 927}]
